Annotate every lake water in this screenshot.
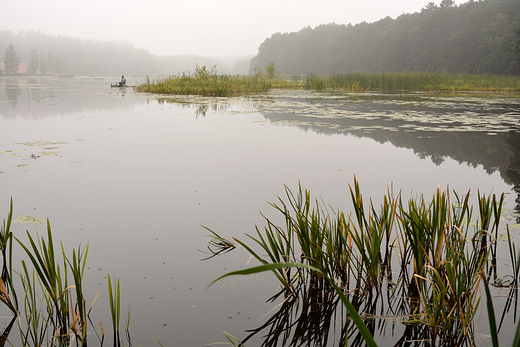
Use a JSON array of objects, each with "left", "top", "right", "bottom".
[{"left": 1, "top": 76, "right": 520, "bottom": 346}]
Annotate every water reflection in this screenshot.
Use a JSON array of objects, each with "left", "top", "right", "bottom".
[
  {"left": 4, "top": 81, "right": 21, "bottom": 109},
  {"left": 0, "top": 76, "right": 145, "bottom": 120},
  {"left": 253, "top": 90, "right": 520, "bottom": 216}
]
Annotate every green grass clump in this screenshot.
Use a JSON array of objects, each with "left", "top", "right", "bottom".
[
  {"left": 136, "top": 64, "right": 300, "bottom": 97},
  {"left": 206, "top": 177, "right": 519, "bottom": 346},
  {"left": 304, "top": 72, "right": 520, "bottom": 92},
  {"left": 0, "top": 199, "right": 128, "bottom": 347}
]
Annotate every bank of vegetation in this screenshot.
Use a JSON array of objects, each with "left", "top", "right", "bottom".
[
  {"left": 206, "top": 179, "right": 520, "bottom": 346},
  {"left": 136, "top": 63, "right": 297, "bottom": 96},
  {"left": 304, "top": 71, "right": 520, "bottom": 92},
  {"left": 251, "top": 0, "right": 520, "bottom": 75},
  {"left": 138, "top": 66, "right": 520, "bottom": 95}
]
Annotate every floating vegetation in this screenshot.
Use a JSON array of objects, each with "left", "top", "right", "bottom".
[
  {"left": 39, "top": 151, "right": 60, "bottom": 156},
  {"left": 16, "top": 164, "right": 28, "bottom": 167},
  {"left": 71, "top": 160, "right": 85, "bottom": 164},
  {"left": 0, "top": 149, "right": 25, "bottom": 155},
  {"left": 13, "top": 214, "right": 46, "bottom": 224},
  {"left": 206, "top": 178, "right": 520, "bottom": 346},
  {"left": 16, "top": 141, "right": 68, "bottom": 146}
]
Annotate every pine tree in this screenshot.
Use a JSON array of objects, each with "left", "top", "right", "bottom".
[{"left": 3, "top": 44, "right": 20, "bottom": 74}]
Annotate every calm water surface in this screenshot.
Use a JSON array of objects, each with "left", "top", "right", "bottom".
[{"left": 1, "top": 76, "right": 520, "bottom": 346}]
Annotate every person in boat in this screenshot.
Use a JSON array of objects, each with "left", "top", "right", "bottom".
[{"left": 119, "top": 75, "right": 127, "bottom": 87}]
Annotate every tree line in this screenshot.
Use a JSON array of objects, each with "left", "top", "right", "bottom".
[
  {"left": 250, "top": 0, "right": 520, "bottom": 75},
  {"left": 0, "top": 30, "right": 251, "bottom": 76}
]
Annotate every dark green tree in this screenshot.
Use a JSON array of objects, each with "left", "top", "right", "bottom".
[
  {"left": 3, "top": 44, "right": 20, "bottom": 74},
  {"left": 440, "top": 0, "right": 455, "bottom": 9},
  {"left": 27, "top": 48, "right": 38, "bottom": 74}
]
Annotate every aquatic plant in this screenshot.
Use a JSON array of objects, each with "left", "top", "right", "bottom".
[
  {"left": 304, "top": 72, "right": 520, "bottom": 92},
  {"left": 0, "top": 199, "right": 129, "bottom": 347},
  {"left": 136, "top": 65, "right": 299, "bottom": 96},
  {"left": 108, "top": 274, "right": 121, "bottom": 347},
  {"left": 206, "top": 178, "right": 519, "bottom": 346}
]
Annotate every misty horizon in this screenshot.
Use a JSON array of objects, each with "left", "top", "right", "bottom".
[{"left": 4, "top": 0, "right": 467, "bottom": 57}]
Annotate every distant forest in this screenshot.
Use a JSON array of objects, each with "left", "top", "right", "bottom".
[
  {"left": 250, "top": 0, "right": 520, "bottom": 75},
  {"left": 0, "top": 30, "right": 251, "bottom": 76}
]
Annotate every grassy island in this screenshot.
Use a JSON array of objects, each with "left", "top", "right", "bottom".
[{"left": 135, "top": 64, "right": 297, "bottom": 97}]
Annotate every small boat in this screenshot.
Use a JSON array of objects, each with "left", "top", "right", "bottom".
[{"left": 111, "top": 84, "right": 134, "bottom": 88}]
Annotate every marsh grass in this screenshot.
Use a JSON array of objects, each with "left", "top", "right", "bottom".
[
  {"left": 138, "top": 70, "right": 520, "bottom": 98},
  {"left": 108, "top": 274, "right": 121, "bottom": 347},
  {"left": 0, "top": 200, "right": 129, "bottom": 347},
  {"left": 304, "top": 72, "right": 520, "bottom": 92},
  {"left": 207, "top": 177, "right": 518, "bottom": 346},
  {"left": 136, "top": 65, "right": 298, "bottom": 97}
]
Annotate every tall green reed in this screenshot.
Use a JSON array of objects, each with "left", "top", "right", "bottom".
[
  {"left": 66, "top": 244, "right": 89, "bottom": 344},
  {"left": 0, "top": 198, "right": 17, "bottom": 311},
  {"left": 0, "top": 199, "right": 130, "bottom": 347},
  {"left": 206, "top": 178, "right": 514, "bottom": 346},
  {"left": 108, "top": 274, "right": 121, "bottom": 347},
  {"left": 16, "top": 221, "right": 71, "bottom": 343},
  {"left": 303, "top": 72, "right": 520, "bottom": 92}
]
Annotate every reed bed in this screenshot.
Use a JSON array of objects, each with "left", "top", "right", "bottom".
[
  {"left": 0, "top": 198, "right": 127, "bottom": 347},
  {"left": 304, "top": 72, "right": 520, "bottom": 92},
  {"left": 136, "top": 65, "right": 298, "bottom": 97},
  {"left": 136, "top": 75, "right": 273, "bottom": 96},
  {"left": 206, "top": 177, "right": 520, "bottom": 346},
  {"left": 137, "top": 64, "right": 520, "bottom": 96}
]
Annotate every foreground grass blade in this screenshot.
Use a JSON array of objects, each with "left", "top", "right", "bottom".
[{"left": 480, "top": 269, "right": 499, "bottom": 347}]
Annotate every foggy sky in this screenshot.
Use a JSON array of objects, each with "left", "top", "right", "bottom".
[{"left": 4, "top": 0, "right": 465, "bottom": 57}]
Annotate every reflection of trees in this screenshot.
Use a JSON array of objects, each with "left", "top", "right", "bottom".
[
  {"left": 5, "top": 83, "right": 21, "bottom": 108},
  {"left": 506, "top": 131, "right": 520, "bottom": 221},
  {"left": 257, "top": 92, "right": 520, "bottom": 212},
  {"left": 0, "top": 78, "right": 144, "bottom": 120},
  {"left": 157, "top": 98, "right": 231, "bottom": 118}
]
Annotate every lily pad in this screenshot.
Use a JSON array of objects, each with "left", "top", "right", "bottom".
[
  {"left": 496, "top": 233, "right": 511, "bottom": 241},
  {"left": 71, "top": 160, "right": 85, "bottom": 164},
  {"left": 17, "top": 141, "right": 67, "bottom": 147},
  {"left": 13, "top": 215, "right": 46, "bottom": 224}
]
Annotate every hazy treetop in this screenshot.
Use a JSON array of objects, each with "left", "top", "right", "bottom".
[{"left": 4, "top": 0, "right": 466, "bottom": 57}]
